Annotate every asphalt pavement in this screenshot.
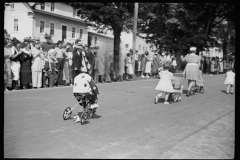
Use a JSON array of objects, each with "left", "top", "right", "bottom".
[{"left": 4, "top": 74, "right": 235, "bottom": 158}]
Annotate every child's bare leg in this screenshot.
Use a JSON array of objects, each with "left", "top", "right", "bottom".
[
  {"left": 226, "top": 84, "right": 230, "bottom": 93},
  {"left": 155, "top": 91, "right": 163, "bottom": 104},
  {"left": 164, "top": 92, "right": 170, "bottom": 104},
  {"left": 230, "top": 85, "right": 234, "bottom": 93}
]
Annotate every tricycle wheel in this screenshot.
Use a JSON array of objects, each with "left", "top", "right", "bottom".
[
  {"left": 63, "top": 107, "right": 72, "bottom": 120},
  {"left": 80, "top": 111, "right": 89, "bottom": 125}
]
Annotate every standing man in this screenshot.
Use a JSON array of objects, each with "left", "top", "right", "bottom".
[
  {"left": 72, "top": 43, "right": 83, "bottom": 83},
  {"left": 86, "top": 45, "right": 96, "bottom": 78},
  {"left": 54, "top": 40, "right": 65, "bottom": 86}
]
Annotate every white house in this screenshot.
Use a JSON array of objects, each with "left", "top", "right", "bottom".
[{"left": 4, "top": 2, "right": 89, "bottom": 44}]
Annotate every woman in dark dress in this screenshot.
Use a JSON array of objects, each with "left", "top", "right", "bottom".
[{"left": 19, "top": 42, "right": 32, "bottom": 89}]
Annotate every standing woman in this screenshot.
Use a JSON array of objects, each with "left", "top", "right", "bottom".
[
  {"left": 200, "top": 56, "right": 204, "bottom": 72},
  {"left": 4, "top": 39, "right": 12, "bottom": 91},
  {"left": 223, "top": 58, "right": 227, "bottom": 73},
  {"left": 152, "top": 54, "right": 161, "bottom": 77},
  {"left": 210, "top": 57, "right": 215, "bottom": 74},
  {"left": 182, "top": 47, "right": 201, "bottom": 97},
  {"left": 19, "top": 42, "right": 32, "bottom": 89},
  {"left": 127, "top": 53, "right": 134, "bottom": 79},
  {"left": 10, "top": 42, "right": 22, "bottom": 90},
  {"left": 215, "top": 57, "right": 219, "bottom": 74},
  {"left": 30, "top": 41, "right": 43, "bottom": 89},
  {"left": 140, "top": 52, "right": 147, "bottom": 78},
  {"left": 206, "top": 57, "right": 211, "bottom": 74},
  {"left": 219, "top": 57, "right": 223, "bottom": 73},
  {"left": 144, "top": 51, "right": 152, "bottom": 78}
]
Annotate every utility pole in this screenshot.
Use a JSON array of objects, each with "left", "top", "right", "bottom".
[
  {"left": 227, "top": 21, "right": 231, "bottom": 65},
  {"left": 132, "top": 2, "right": 138, "bottom": 76}
]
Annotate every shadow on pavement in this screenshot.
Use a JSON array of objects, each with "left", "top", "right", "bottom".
[
  {"left": 157, "top": 98, "right": 166, "bottom": 103},
  {"left": 91, "top": 114, "right": 102, "bottom": 119},
  {"left": 221, "top": 90, "right": 227, "bottom": 94},
  {"left": 182, "top": 90, "right": 188, "bottom": 94}
]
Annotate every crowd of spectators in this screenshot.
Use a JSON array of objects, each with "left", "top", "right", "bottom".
[
  {"left": 122, "top": 49, "right": 178, "bottom": 81},
  {"left": 4, "top": 36, "right": 102, "bottom": 91},
  {"left": 4, "top": 35, "right": 235, "bottom": 92}
]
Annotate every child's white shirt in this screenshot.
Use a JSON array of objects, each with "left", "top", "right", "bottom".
[{"left": 73, "top": 73, "right": 92, "bottom": 94}]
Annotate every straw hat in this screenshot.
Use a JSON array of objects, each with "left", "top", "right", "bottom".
[
  {"left": 190, "top": 47, "right": 196, "bottom": 52},
  {"left": 75, "top": 43, "right": 83, "bottom": 49}
]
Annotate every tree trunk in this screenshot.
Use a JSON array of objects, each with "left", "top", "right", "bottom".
[
  {"left": 176, "top": 45, "right": 183, "bottom": 70},
  {"left": 113, "top": 28, "right": 122, "bottom": 76}
]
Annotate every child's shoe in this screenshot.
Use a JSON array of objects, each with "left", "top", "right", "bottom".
[
  {"left": 230, "top": 92, "right": 233, "bottom": 94},
  {"left": 154, "top": 96, "right": 158, "bottom": 104},
  {"left": 75, "top": 116, "right": 81, "bottom": 123},
  {"left": 141, "top": 75, "right": 145, "bottom": 78},
  {"left": 91, "top": 103, "right": 99, "bottom": 109},
  {"left": 178, "top": 97, "right": 181, "bottom": 102},
  {"left": 164, "top": 101, "right": 169, "bottom": 104},
  {"left": 146, "top": 75, "right": 149, "bottom": 78}
]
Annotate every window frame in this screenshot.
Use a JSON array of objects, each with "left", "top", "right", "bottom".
[
  {"left": 10, "top": 3, "right": 14, "bottom": 10},
  {"left": 13, "top": 19, "right": 18, "bottom": 32},
  {"left": 49, "top": 22, "right": 55, "bottom": 36},
  {"left": 125, "top": 44, "right": 129, "bottom": 49},
  {"left": 40, "top": 3, "right": 45, "bottom": 10},
  {"left": 72, "top": 27, "right": 76, "bottom": 38},
  {"left": 50, "top": 2, "right": 55, "bottom": 12},
  {"left": 39, "top": 20, "right": 46, "bottom": 34},
  {"left": 79, "top": 28, "right": 83, "bottom": 40}
]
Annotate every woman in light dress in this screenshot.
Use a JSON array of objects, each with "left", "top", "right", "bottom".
[
  {"left": 182, "top": 47, "right": 201, "bottom": 97},
  {"left": 144, "top": 51, "right": 152, "bottom": 78},
  {"left": 219, "top": 58, "right": 223, "bottom": 73},
  {"left": 126, "top": 53, "right": 134, "bottom": 79},
  {"left": 30, "top": 41, "right": 43, "bottom": 88}
]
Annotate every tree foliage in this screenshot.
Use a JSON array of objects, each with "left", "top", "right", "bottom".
[
  {"left": 66, "top": 2, "right": 135, "bottom": 74},
  {"left": 137, "top": 3, "right": 235, "bottom": 69}
]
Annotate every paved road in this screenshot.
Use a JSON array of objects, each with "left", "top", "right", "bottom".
[{"left": 4, "top": 74, "right": 235, "bottom": 158}]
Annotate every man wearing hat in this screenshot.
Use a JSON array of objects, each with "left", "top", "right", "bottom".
[
  {"left": 86, "top": 45, "right": 97, "bottom": 78},
  {"left": 72, "top": 43, "right": 84, "bottom": 83},
  {"left": 54, "top": 40, "right": 66, "bottom": 85}
]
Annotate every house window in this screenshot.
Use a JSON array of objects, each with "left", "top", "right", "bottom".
[
  {"left": 125, "top": 44, "right": 129, "bottom": 48},
  {"left": 72, "top": 27, "right": 75, "bottom": 38},
  {"left": 14, "top": 19, "right": 18, "bottom": 31},
  {"left": 41, "top": 3, "right": 45, "bottom": 10},
  {"left": 51, "top": 2, "right": 55, "bottom": 12},
  {"left": 50, "top": 23, "right": 54, "bottom": 35},
  {"left": 139, "top": 45, "right": 141, "bottom": 50},
  {"left": 73, "top": 8, "right": 76, "bottom": 17},
  {"left": 79, "top": 29, "right": 83, "bottom": 40},
  {"left": 10, "top": 3, "right": 14, "bottom": 9},
  {"left": 40, "top": 21, "right": 45, "bottom": 33},
  {"left": 94, "top": 37, "right": 97, "bottom": 45},
  {"left": 143, "top": 47, "right": 145, "bottom": 51}
]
